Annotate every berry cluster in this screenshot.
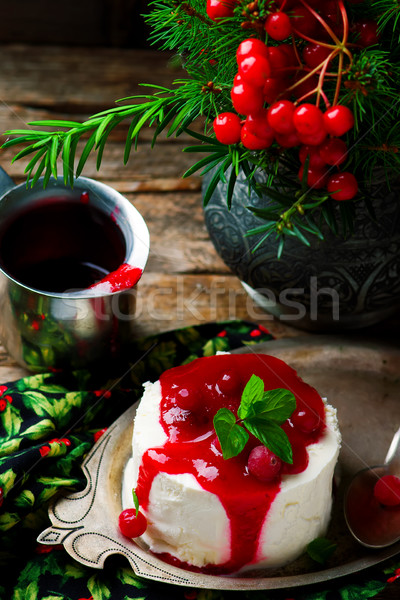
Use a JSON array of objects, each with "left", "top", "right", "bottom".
[{"left": 211, "top": 0, "right": 376, "bottom": 201}]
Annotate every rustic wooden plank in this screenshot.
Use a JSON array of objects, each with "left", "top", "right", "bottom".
[
  {"left": 133, "top": 272, "right": 304, "bottom": 339},
  {"left": 1, "top": 138, "right": 199, "bottom": 181},
  {"left": 0, "top": 45, "right": 178, "bottom": 112}
]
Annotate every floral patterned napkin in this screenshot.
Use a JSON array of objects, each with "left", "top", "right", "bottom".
[{"left": 0, "top": 320, "right": 398, "bottom": 600}]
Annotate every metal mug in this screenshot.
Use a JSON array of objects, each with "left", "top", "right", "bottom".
[{"left": 0, "top": 167, "right": 150, "bottom": 372}]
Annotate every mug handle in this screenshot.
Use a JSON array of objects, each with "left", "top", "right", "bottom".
[{"left": 0, "top": 166, "right": 15, "bottom": 197}]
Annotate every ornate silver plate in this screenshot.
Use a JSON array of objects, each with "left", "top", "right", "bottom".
[{"left": 38, "top": 336, "right": 400, "bottom": 590}]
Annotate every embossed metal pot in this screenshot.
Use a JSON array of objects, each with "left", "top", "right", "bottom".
[{"left": 203, "top": 169, "right": 400, "bottom": 331}]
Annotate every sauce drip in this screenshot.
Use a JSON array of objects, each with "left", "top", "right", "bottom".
[
  {"left": 135, "top": 353, "right": 326, "bottom": 574},
  {"left": 89, "top": 263, "right": 142, "bottom": 292}
]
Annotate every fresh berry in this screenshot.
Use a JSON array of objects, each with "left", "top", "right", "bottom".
[
  {"left": 245, "top": 109, "right": 275, "bottom": 140},
  {"left": 374, "top": 475, "right": 400, "bottom": 506},
  {"left": 298, "top": 165, "right": 328, "bottom": 189},
  {"left": 206, "top": 0, "right": 235, "bottom": 21},
  {"left": 266, "top": 46, "right": 290, "bottom": 77},
  {"left": 216, "top": 370, "right": 242, "bottom": 395},
  {"left": 275, "top": 130, "right": 301, "bottom": 147},
  {"left": 297, "top": 127, "right": 327, "bottom": 146},
  {"left": 293, "top": 103, "right": 324, "bottom": 136},
  {"left": 236, "top": 38, "right": 269, "bottom": 63},
  {"left": 213, "top": 112, "right": 242, "bottom": 144},
  {"left": 319, "top": 138, "right": 348, "bottom": 166},
  {"left": 302, "top": 43, "right": 331, "bottom": 69},
  {"left": 327, "top": 171, "right": 358, "bottom": 200},
  {"left": 248, "top": 445, "right": 282, "bottom": 481},
  {"left": 175, "top": 387, "right": 202, "bottom": 411},
  {"left": 323, "top": 105, "right": 354, "bottom": 136},
  {"left": 264, "top": 12, "right": 292, "bottom": 41},
  {"left": 267, "top": 100, "right": 295, "bottom": 134},
  {"left": 231, "top": 81, "right": 264, "bottom": 115},
  {"left": 118, "top": 508, "right": 147, "bottom": 538},
  {"left": 263, "top": 77, "right": 287, "bottom": 104},
  {"left": 0, "top": 399, "right": 7, "bottom": 412},
  {"left": 291, "top": 5, "right": 318, "bottom": 37},
  {"left": 291, "top": 407, "right": 321, "bottom": 433},
  {"left": 239, "top": 53, "right": 271, "bottom": 87},
  {"left": 299, "top": 144, "right": 327, "bottom": 169},
  {"left": 354, "top": 19, "right": 379, "bottom": 47},
  {"left": 241, "top": 124, "right": 273, "bottom": 149}
]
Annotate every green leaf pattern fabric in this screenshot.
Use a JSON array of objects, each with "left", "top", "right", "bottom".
[{"left": 0, "top": 320, "right": 398, "bottom": 600}]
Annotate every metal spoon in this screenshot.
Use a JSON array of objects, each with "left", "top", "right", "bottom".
[{"left": 344, "top": 427, "right": 400, "bottom": 548}]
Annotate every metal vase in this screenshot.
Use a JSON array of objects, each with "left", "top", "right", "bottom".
[{"left": 203, "top": 169, "right": 400, "bottom": 331}]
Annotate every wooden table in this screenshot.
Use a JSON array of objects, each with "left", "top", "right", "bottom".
[{"left": 0, "top": 43, "right": 399, "bottom": 599}]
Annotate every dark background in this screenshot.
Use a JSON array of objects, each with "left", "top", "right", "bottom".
[{"left": 1, "top": 0, "right": 151, "bottom": 47}]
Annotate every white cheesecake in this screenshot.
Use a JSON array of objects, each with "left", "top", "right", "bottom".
[{"left": 122, "top": 353, "right": 341, "bottom": 574}]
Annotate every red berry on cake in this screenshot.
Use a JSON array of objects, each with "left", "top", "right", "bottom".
[
  {"left": 248, "top": 445, "right": 282, "bottom": 481},
  {"left": 119, "top": 508, "right": 147, "bottom": 538}
]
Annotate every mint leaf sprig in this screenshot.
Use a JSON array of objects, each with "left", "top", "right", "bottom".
[{"left": 213, "top": 374, "right": 296, "bottom": 464}]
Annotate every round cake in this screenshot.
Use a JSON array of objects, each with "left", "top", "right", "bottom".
[{"left": 122, "top": 353, "right": 341, "bottom": 575}]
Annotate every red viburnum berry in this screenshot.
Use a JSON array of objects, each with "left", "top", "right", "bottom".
[
  {"left": 297, "top": 126, "right": 327, "bottom": 146},
  {"left": 299, "top": 144, "right": 327, "bottom": 169},
  {"left": 293, "top": 103, "right": 324, "bottom": 136},
  {"left": 119, "top": 508, "right": 147, "bottom": 538},
  {"left": 245, "top": 109, "right": 275, "bottom": 140},
  {"left": 323, "top": 105, "right": 354, "bottom": 136},
  {"left": 319, "top": 138, "right": 348, "bottom": 166},
  {"left": 206, "top": 0, "right": 235, "bottom": 21},
  {"left": 302, "top": 43, "right": 331, "bottom": 69},
  {"left": 263, "top": 77, "right": 288, "bottom": 104},
  {"left": 239, "top": 53, "right": 271, "bottom": 87},
  {"left": 266, "top": 46, "right": 290, "bottom": 77},
  {"left": 291, "top": 5, "right": 319, "bottom": 37},
  {"left": 264, "top": 12, "right": 292, "bottom": 41},
  {"left": 291, "top": 407, "right": 321, "bottom": 433},
  {"left": 267, "top": 100, "right": 295, "bottom": 134},
  {"left": 327, "top": 172, "right": 358, "bottom": 200},
  {"left": 231, "top": 81, "right": 264, "bottom": 115},
  {"left": 236, "top": 38, "right": 269, "bottom": 64},
  {"left": 213, "top": 112, "right": 242, "bottom": 144},
  {"left": 274, "top": 130, "right": 301, "bottom": 148},
  {"left": 354, "top": 19, "right": 379, "bottom": 47},
  {"left": 298, "top": 165, "right": 328, "bottom": 189},
  {"left": 241, "top": 124, "right": 274, "bottom": 150}
]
